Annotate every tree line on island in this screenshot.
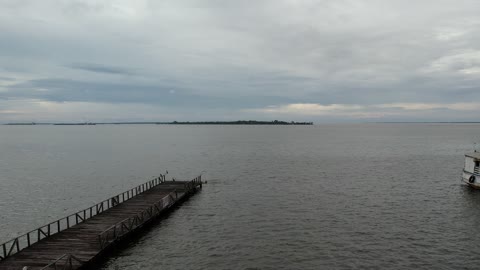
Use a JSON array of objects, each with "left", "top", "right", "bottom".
[{"left": 167, "top": 120, "right": 313, "bottom": 125}]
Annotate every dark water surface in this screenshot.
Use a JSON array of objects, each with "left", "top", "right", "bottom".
[{"left": 1, "top": 124, "right": 479, "bottom": 269}]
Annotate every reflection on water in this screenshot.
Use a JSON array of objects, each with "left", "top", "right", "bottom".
[{"left": 0, "top": 124, "right": 479, "bottom": 269}]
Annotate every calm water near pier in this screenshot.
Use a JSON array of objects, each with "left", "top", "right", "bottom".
[{"left": 1, "top": 124, "right": 479, "bottom": 269}]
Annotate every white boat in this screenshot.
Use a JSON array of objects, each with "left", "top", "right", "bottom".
[{"left": 462, "top": 152, "right": 480, "bottom": 188}]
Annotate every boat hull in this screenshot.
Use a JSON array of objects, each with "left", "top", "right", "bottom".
[
  {"left": 462, "top": 170, "right": 480, "bottom": 189},
  {"left": 462, "top": 179, "right": 480, "bottom": 189}
]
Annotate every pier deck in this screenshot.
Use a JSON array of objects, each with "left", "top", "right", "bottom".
[{"left": 0, "top": 176, "right": 202, "bottom": 270}]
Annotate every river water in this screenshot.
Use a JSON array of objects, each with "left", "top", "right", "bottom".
[{"left": 0, "top": 124, "right": 479, "bottom": 269}]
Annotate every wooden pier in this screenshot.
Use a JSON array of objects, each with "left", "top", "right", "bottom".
[{"left": 0, "top": 175, "right": 202, "bottom": 270}]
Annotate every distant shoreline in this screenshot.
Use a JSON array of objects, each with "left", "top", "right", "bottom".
[
  {"left": 4, "top": 120, "right": 314, "bottom": 126},
  {"left": 162, "top": 120, "right": 313, "bottom": 125},
  {"left": 5, "top": 121, "right": 480, "bottom": 126}
]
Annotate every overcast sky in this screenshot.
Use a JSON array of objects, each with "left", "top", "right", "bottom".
[{"left": 1, "top": 0, "right": 480, "bottom": 123}]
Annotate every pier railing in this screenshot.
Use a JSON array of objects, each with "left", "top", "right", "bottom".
[
  {"left": 98, "top": 191, "right": 177, "bottom": 249},
  {"left": 39, "top": 253, "right": 83, "bottom": 270},
  {"left": 0, "top": 174, "right": 167, "bottom": 261},
  {"left": 184, "top": 175, "right": 202, "bottom": 192},
  {"left": 97, "top": 175, "right": 202, "bottom": 249}
]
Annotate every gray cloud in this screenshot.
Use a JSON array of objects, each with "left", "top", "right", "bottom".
[
  {"left": 2, "top": 78, "right": 294, "bottom": 109},
  {"left": 68, "top": 63, "right": 134, "bottom": 75},
  {"left": 0, "top": 76, "right": 15, "bottom": 81},
  {"left": 1, "top": 0, "right": 480, "bottom": 122}
]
